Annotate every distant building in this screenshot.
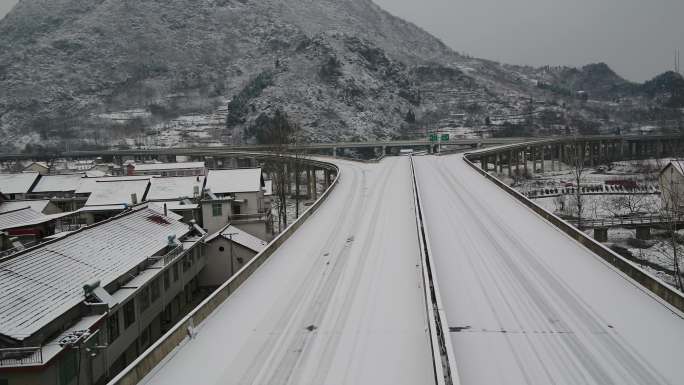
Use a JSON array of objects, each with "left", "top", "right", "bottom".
[
  {"left": 659, "top": 161, "right": 684, "bottom": 209},
  {"left": 23, "top": 162, "right": 50, "bottom": 175},
  {"left": 0, "top": 206, "right": 207, "bottom": 385},
  {"left": 126, "top": 162, "right": 206, "bottom": 177},
  {"left": 201, "top": 168, "right": 273, "bottom": 239},
  {"left": 201, "top": 224, "right": 268, "bottom": 287}
]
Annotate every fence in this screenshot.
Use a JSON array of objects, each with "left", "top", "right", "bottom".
[{"left": 0, "top": 347, "right": 43, "bottom": 367}]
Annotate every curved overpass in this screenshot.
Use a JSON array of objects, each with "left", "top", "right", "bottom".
[{"left": 105, "top": 136, "right": 684, "bottom": 385}]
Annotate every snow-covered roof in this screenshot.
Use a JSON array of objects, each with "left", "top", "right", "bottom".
[
  {"left": 0, "top": 207, "right": 190, "bottom": 341},
  {"left": 662, "top": 161, "right": 684, "bottom": 177},
  {"left": 76, "top": 176, "right": 152, "bottom": 194},
  {"left": 0, "top": 173, "right": 40, "bottom": 194},
  {"left": 84, "top": 179, "right": 150, "bottom": 207},
  {"left": 132, "top": 162, "right": 205, "bottom": 171},
  {"left": 147, "top": 176, "right": 205, "bottom": 201},
  {"left": 31, "top": 174, "right": 85, "bottom": 193},
  {"left": 154, "top": 200, "right": 198, "bottom": 211},
  {"left": 0, "top": 207, "right": 46, "bottom": 231},
  {"left": 24, "top": 162, "right": 48, "bottom": 170},
  {"left": 205, "top": 168, "right": 264, "bottom": 194},
  {"left": 206, "top": 224, "right": 267, "bottom": 253},
  {"left": 0, "top": 200, "right": 51, "bottom": 214}
]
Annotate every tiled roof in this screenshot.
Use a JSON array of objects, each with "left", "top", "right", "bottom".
[
  {"left": 0, "top": 200, "right": 51, "bottom": 214},
  {"left": 147, "top": 176, "right": 205, "bottom": 201},
  {"left": 0, "top": 207, "right": 46, "bottom": 231},
  {"left": 132, "top": 162, "right": 205, "bottom": 172},
  {"left": 207, "top": 224, "right": 267, "bottom": 253},
  {"left": 0, "top": 207, "right": 190, "bottom": 341},
  {"left": 84, "top": 179, "right": 150, "bottom": 207},
  {"left": 0, "top": 173, "right": 39, "bottom": 195},
  {"left": 76, "top": 176, "right": 151, "bottom": 195},
  {"left": 205, "top": 168, "right": 263, "bottom": 194},
  {"left": 31, "top": 174, "right": 85, "bottom": 193}
]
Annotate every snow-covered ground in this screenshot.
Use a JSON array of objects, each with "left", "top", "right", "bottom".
[
  {"left": 415, "top": 154, "right": 684, "bottom": 385},
  {"left": 140, "top": 157, "right": 435, "bottom": 385}
]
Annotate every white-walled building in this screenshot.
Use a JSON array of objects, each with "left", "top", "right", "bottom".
[
  {"left": 201, "top": 224, "right": 268, "bottom": 287},
  {"left": 0, "top": 206, "right": 207, "bottom": 385},
  {"left": 201, "top": 168, "right": 273, "bottom": 239}
]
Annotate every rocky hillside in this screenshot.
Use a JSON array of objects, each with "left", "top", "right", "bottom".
[
  {"left": 0, "top": 0, "right": 680, "bottom": 152},
  {"left": 0, "top": 0, "right": 542, "bottom": 150}
]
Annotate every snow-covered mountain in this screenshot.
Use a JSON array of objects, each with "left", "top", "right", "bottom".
[{"left": 0, "top": 0, "right": 680, "bottom": 151}]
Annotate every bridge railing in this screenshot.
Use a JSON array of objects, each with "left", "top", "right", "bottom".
[
  {"left": 107, "top": 159, "right": 340, "bottom": 385},
  {"left": 462, "top": 151, "right": 684, "bottom": 314}
]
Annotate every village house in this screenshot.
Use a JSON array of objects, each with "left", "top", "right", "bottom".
[
  {"left": 201, "top": 168, "right": 273, "bottom": 239},
  {"left": 0, "top": 205, "right": 207, "bottom": 385},
  {"left": 126, "top": 162, "right": 206, "bottom": 177}
]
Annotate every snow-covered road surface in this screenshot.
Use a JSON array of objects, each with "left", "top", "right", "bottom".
[
  {"left": 414, "top": 154, "right": 684, "bottom": 385},
  {"left": 141, "top": 157, "right": 435, "bottom": 385}
]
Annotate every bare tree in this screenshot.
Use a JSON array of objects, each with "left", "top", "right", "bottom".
[
  {"left": 258, "top": 109, "right": 301, "bottom": 233},
  {"left": 603, "top": 191, "right": 651, "bottom": 218},
  {"left": 567, "top": 142, "right": 587, "bottom": 229},
  {"left": 658, "top": 163, "right": 684, "bottom": 289}
]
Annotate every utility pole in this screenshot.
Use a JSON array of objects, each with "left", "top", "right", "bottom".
[{"left": 226, "top": 232, "right": 238, "bottom": 277}]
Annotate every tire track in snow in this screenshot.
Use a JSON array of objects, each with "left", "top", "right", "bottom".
[{"left": 426, "top": 156, "right": 669, "bottom": 385}]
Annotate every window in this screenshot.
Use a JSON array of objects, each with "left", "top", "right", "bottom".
[
  {"left": 173, "top": 263, "right": 179, "bottom": 282},
  {"left": 107, "top": 311, "right": 120, "bottom": 343},
  {"left": 123, "top": 300, "right": 135, "bottom": 328},
  {"left": 212, "top": 202, "right": 222, "bottom": 217},
  {"left": 232, "top": 203, "right": 241, "bottom": 215},
  {"left": 151, "top": 278, "right": 161, "bottom": 302},
  {"left": 164, "top": 269, "right": 170, "bottom": 290},
  {"left": 139, "top": 286, "right": 150, "bottom": 313}
]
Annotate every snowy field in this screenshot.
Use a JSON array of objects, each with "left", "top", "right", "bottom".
[
  {"left": 141, "top": 157, "right": 435, "bottom": 385},
  {"left": 415, "top": 154, "right": 684, "bottom": 385}
]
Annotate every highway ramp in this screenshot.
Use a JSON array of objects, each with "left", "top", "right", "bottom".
[
  {"left": 414, "top": 154, "right": 684, "bottom": 385},
  {"left": 141, "top": 156, "right": 435, "bottom": 385}
]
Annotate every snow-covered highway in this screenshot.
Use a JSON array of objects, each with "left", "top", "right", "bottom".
[
  {"left": 140, "top": 157, "right": 436, "bottom": 385},
  {"left": 414, "top": 154, "right": 684, "bottom": 385}
]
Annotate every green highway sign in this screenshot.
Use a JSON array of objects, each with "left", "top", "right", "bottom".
[
  {"left": 441, "top": 134, "right": 450, "bottom": 141},
  {"left": 429, "top": 134, "right": 438, "bottom": 142}
]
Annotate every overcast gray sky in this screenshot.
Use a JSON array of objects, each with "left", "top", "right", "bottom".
[
  {"left": 373, "top": 0, "right": 683, "bottom": 82},
  {"left": 0, "top": 0, "right": 681, "bottom": 81}
]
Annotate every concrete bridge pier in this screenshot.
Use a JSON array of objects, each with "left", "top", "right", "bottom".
[
  {"left": 306, "top": 167, "right": 312, "bottom": 198},
  {"left": 508, "top": 150, "right": 513, "bottom": 176},
  {"left": 540, "top": 145, "right": 545, "bottom": 173},
  {"left": 324, "top": 169, "right": 331, "bottom": 188},
  {"left": 636, "top": 226, "right": 651, "bottom": 240},
  {"left": 594, "top": 228, "right": 609, "bottom": 242}
]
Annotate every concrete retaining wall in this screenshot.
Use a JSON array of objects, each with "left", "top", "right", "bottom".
[
  {"left": 462, "top": 153, "right": 684, "bottom": 314},
  {"left": 108, "top": 160, "right": 340, "bottom": 385}
]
